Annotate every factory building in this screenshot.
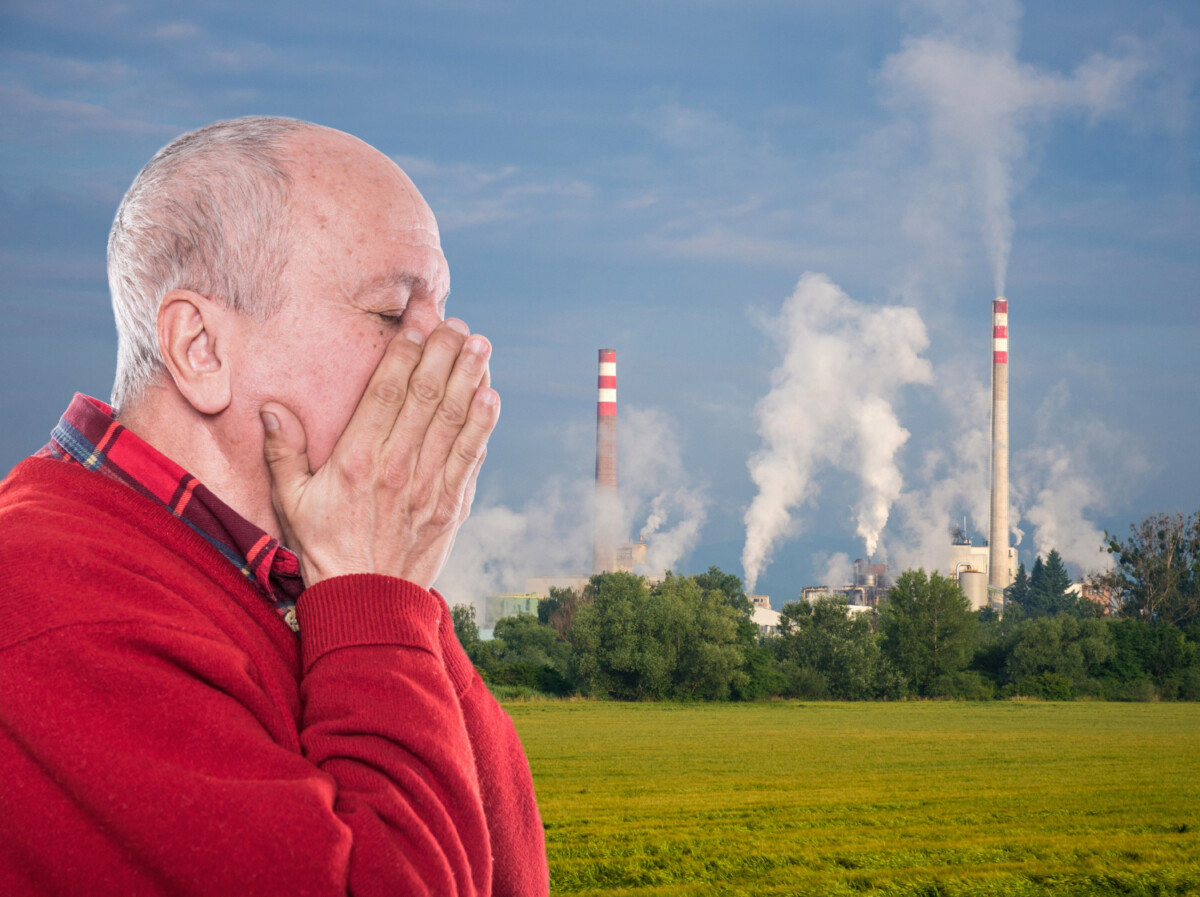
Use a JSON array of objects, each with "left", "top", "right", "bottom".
[
  {"left": 800, "top": 558, "right": 892, "bottom": 609},
  {"left": 948, "top": 524, "right": 1017, "bottom": 611}
]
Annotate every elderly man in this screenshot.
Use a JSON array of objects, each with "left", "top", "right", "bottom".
[{"left": 0, "top": 118, "right": 548, "bottom": 896}]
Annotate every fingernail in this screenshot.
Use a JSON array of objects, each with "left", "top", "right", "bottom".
[
  {"left": 479, "top": 389, "right": 498, "bottom": 407},
  {"left": 261, "top": 411, "right": 279, "bottom": 432},
  {"left": 403, "top": 329, "right": 425, "bottom": 345},
  {"left": 466, "top": 335, "right": 490, "bottom": 356},
  {"left": 445, "top": 318, "right": 470, "bottom": 336}
]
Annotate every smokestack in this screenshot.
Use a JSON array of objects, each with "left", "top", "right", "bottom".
[
  {"left": 593, "top": 349, "right": 619, "bottom": 574},
  {"left": 988, "top": 298, "right": 1011, "bottom": 606}
]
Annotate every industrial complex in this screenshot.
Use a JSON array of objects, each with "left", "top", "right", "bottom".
[{"left": 480, "top": 297, "right": 1022, "bottom": 634}]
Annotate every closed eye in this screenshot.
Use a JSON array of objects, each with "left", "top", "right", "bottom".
[{"left": 375, "top": 312, "right": 407, "bottom": 326}]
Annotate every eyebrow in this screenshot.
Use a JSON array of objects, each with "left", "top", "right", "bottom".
[{"left": 358, "top": 271, "right": 425, "bottom": 300}]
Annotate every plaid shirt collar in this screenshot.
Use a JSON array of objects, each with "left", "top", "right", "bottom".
[{"left": 37, "top": 394, "right": 305, "bottom": 633}]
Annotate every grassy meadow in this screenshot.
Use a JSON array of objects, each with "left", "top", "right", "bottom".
[{"left": 505, "top": 701, "right": 1200, "bottom": 896}]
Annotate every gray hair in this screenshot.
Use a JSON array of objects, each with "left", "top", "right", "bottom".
[{"left": 108, "top": 116, "right": 316, "bottom": 411}]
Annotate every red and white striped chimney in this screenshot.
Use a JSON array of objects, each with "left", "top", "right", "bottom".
[
  {"left": 593, "top": 349, "right": 619, "bottom": 574},
  {"left": 988, "top": 298, "right": 1011, "bottom": 605}
]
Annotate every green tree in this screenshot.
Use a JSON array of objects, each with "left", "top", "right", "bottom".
[
  {"left": 879, "top": 569, "right": 977, "bottom": 696},
  {"left": 569, "top": 571, "right": 749, "bottom": 700},
  {"left": 1004, "top": 615, "right": 1114, "bottom": 698},
  {"left": 570, "top": 573, "right": 666, "bottom": 699},
  {"left": 690, "top": 565, "right": 759, "bottom": 657},
  {"left": 1015, "top": 550, "right": 1086, "bottom": 617},
  {"left": 1005, "top": 562, "right": 1030, "bottom": 609},
  {"left": 775, "top": 596, "right": 881, "bottom": 700},
  {"left": 452, "top": 603, "right": 482, "bottom": 659},
  {"left": 538, "top": 585, "right": 583, "bottom": 639},
  {"left": 692, "top": 566, "right": 750, "bottom": 610},
  {"left": 486, "top": 614, "right": 573, "bottom": 695},
  {"left": 654, "top": 574, "right": 748, "bottom": 700},
  {"left": 1101, "top": 511, "right": 1200, "bottom": 626}
]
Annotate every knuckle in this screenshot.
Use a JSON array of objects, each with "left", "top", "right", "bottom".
[
  {"left": 370, "top": 378, "right": 406, "bottom": 407},
  {"left": 436, "top": 397, "right": 469, "bottom": 429},
  {"left": 452, "top": 440, "right": 482, "bottom": 469},
  {"left": 430, "top": 498, "right": 460, "bottom": 528},
  {"left": 383, "top": 457, "right": 412, "bottom": 489},
  {"left": 342, "top": 444, "right": 376, "bottom": 480},
  {"left": 409, "top": 374, "right": 443, "bottom": 405}
]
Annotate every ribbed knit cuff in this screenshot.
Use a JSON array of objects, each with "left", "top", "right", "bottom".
[
  {"left": 431, "top": 589, "right": 479, "bottom": 698},
  {"left": 297, "top": 574, "right": 444, "bottom": 674}
]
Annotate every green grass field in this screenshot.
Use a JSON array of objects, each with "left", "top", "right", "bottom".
[{"left": 504, "top": 701, "right": 1200, "bottom": 896}]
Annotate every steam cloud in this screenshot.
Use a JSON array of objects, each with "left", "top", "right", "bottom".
[
  {"left": 741, "top": 273, "right": 932, "bottom": 593},
  {"left": 437, "top": 404, "right": 707, "bottom": 612},
  {"left": 1014, "top": 382, "right": 1148, "bottom": 576},
  {"left": 883, "top": 0, "right": 1159, "bottom": 296}
]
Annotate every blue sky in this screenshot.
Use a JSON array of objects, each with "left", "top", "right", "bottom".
[{"left": 2, "top": 0, "right": 1197, "bottom": 605}]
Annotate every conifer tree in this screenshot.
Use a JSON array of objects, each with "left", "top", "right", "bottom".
[{"left": 1006, "top": 562, "right": 1030, "bottom": 610}]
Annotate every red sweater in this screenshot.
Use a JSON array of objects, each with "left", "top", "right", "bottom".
[{"left": 0, "top": 458, "right": 548, "bottom": 896}]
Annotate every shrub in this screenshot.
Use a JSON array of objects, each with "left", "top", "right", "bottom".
[
  {"left": 928, "top": 670, "right": 996, "bottom": 700},
  {"left": 1010, "top": 671, "right": 1074, "bottom": 700}
]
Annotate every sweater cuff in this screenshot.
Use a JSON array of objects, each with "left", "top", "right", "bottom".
[
  {"left": 297, "top": 574, "right": 445, "bottom": 674},
  {"left": 431, "top": 589, "right": 480, "bottom": 698}
]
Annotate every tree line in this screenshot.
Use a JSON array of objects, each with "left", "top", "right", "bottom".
[{"left": 452, "top": 510, "right": 1200, "bottom": 702}]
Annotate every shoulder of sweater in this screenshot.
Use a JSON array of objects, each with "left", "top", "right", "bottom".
[{"left": 0, "top": 458, "right": 277, "bottom": 653}]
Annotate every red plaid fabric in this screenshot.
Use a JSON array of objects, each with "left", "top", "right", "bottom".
[{"left": 37, "top": 394, "right": 304, "bottom": 632}]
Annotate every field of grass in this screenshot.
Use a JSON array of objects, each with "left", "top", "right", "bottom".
[{"left": 504, "top": 701, "right": 1200, "bottom": 896}]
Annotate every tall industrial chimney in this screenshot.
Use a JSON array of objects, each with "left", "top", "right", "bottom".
[
  {"left": 988, "top": 298, "right": 1011, "bottom": 606},
  {"left": 593, "top": 349, "right": 619, "bottom": 574}
]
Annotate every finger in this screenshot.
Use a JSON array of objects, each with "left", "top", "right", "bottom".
[
  {"left": 384, "top": 319, "right": 472, "bottom": 454},
  {"left": 458, "top": 446, "right": 486, "bottom": 526},
  {"left": 333, "top": 327, "right": 427, "bottom": 458},
  {"left": 260, "top": 402, "right": 312, "bottom": 519},
  {"left": 412, "top": 334, "right": 492, "bottom": 476},
  {"left": 441, "top": 386, "right": 500, "bottom": 504}
]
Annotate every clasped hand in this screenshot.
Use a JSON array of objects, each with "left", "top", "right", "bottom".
[{"left": 260, "top": 319, "right": 499, "bottom": 590}]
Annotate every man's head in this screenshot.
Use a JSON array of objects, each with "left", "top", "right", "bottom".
[
  {"left": 110, "top": 117, "right": 451, "bottom": 511},
  {"left": 109, "top": 117, "right": 304, "bottom": 412}
]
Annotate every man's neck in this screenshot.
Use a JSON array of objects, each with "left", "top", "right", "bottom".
[{"left": 118, "top": 389, "right": 282, "bottom": 540}]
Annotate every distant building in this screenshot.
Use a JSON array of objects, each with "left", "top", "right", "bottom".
[
  {"left": 748, "top": 593, "right": 771, "bottom": 610},
  {"left": 1069, "top": 581, "right": 1119, "bottom": 615},
  {"left": 480, "top": 593, "right": 542, "bottom": 632},
  {"left": 614, "top": 539, "right": 647, "bottom": 573},
  {"left": 751, "top": 606, "right": 782, "bottom": 637},
  {"left": 948, "top": 524, "right": 1016, "bottom": 597},
  {"left": 524, "top": 575, "right": 591, "bottom": 598},
  {"left": 801, "top": 558, "right": 891, "bottom": 608}
]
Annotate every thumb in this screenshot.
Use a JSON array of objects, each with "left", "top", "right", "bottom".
[{"left": 260, "top": 402, "right": 312, "bottom": 512}]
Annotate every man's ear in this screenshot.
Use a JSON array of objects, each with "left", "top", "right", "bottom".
[{"left": 157, "top": 290, "right": 233, "bottom": 415}]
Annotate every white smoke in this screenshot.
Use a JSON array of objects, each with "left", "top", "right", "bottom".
[
  {"left": 888, "top": 365, "right": 993, "bottom": 573},
  {"left": 741, "top": 273, "right": 933, "bottom": 593},
  {"left": 813, "top": 550, "right": 854, "bottom": 588},
  {"left": 621, "top": 406, "right": 709, "bottom": 578},
  {"left": 436, "top": 404, "right": 708, "bottom": 610},
  {"left": 435, "top": 475, "right": 593, "bottom": 610},
  {"left": 1014, "top": 381, "right": 1147, "bottom": 577},
  {"left": 882, "top": 0, "right": 1158, "bottom": 296}
]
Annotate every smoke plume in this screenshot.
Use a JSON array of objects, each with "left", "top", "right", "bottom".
[
  {"left": 1014, "top": 382, "right": 1148, "bottom": 577},
  {"left": 437, "top": 404, "right": 708, "bottom": 612},
  {"left": 620, "top": 406, "right": 710, "bottom": 578},
  {"left": 741, "top": 273, "right": 932, "bottom": 593},
  {"left": 883, "top": 0, "right": 1158, "bottom": 296}
]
